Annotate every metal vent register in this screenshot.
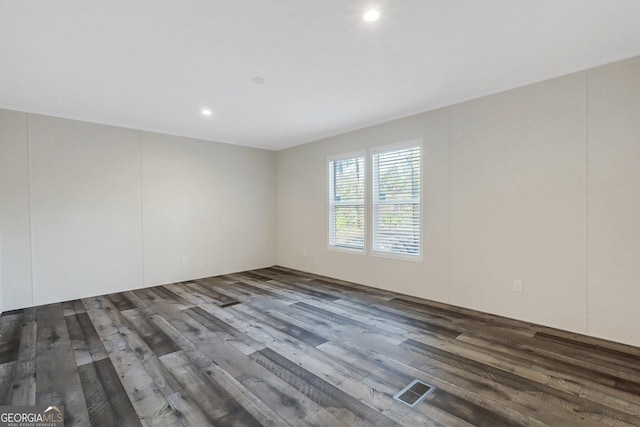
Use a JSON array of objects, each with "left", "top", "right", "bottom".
[{"left": 393, "top": 379, "right": 436, "bottom": 407}]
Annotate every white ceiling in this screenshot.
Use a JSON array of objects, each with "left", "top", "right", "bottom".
[{"left": 2, "top": 1, "right": 640, "bottom": 150}]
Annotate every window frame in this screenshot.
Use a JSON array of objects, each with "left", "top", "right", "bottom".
[
  {"left": 327, "top": 151, "right": 367, "bottom": 254},
  {"left": 370, "top": 140, "right": 423, "bottom": 262}
]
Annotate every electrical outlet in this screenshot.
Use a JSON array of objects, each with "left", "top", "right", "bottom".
[
  {"left": 182, "top": 255, "right": 189, "bottom": 265},
  {"left": 513, "top": 279, "right": 524, "bottom": 293},
  {"left": 302, "top": 249, "right": 307, "bottom": 257}
]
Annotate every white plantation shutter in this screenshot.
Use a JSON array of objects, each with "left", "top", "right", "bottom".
[
  {"left": 372, "top": 145, "right": 421, "bottom": 256},
  {"left": 329, "top": 155, "right": 365, "bottom": 250}
]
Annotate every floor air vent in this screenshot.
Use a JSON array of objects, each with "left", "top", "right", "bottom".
[
  {"left": 220, "top": 301, "right": 241, "bottom": 308},
  {"left": 393, "top": 379, "right": 436, "bottom": 407}
]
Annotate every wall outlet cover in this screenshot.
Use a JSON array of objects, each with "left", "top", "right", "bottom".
[{"left": 513, "top": 279, "right": 524, "bottom": 293}]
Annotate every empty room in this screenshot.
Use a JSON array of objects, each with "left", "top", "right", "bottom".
[{"left": 1, "top": 1, "right": 640, "bottom": 426}]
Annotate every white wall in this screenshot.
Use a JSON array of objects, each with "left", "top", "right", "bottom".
[
  {"left": 0, "top": 110, "right": 33, "bottom": 311},
  {"left": 276, "top": 55, "right": 640, "bottom": 347},
  {"left": 28, "top": 115, "right": 144, "bottom": 305},
  {"left": 0, "top": 111, "right": 276, "bottom": 310},
  {"left": 141, "top": 132, "right": 276, "bottom": 286}
]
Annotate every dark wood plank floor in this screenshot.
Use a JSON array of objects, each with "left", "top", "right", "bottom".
[{"left": 1, "top": 266, "right": 640, "bottom": 426}]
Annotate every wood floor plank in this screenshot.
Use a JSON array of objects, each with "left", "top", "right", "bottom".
[
  {"left": 463, "top": 328, "right": 640, "bottom": 386},
  {"left": 255, "top": 278, "right": 340, "bottom": 302},
  {"left": 253, "top": 295, "right": 617, "bottom": 426},
  {"left": 83, "top": 296, "right": 184, "bottom": 427},
  {"left": 136, "top": 293, "right": 351, "bottom": 427},
  {"left": 0, "top": 361, "right": 16, "bottom": 404},
  {"left": 212, "top": 278, "right": 640, "bottom": 421},
  {"left": 189, "top": 280, "right": 240, "bottom": 306},
  {"left": 0, "top": 313, "right": 23, "bottom": 364},
  {"left": 200, "top": 299, "right": 463, "bottom": 427},
  {"left": 120, "top": 308, "right": 181, "bottom": 358},
  {"left": 118, "top": 309, "right": 185, "bottom": 397},
  {"left": 2, "top": 266, "right": 640, "bottom": 426},
  {"left": 161, "top": 350, "right": 262, "bottom": 426},
  {"left": 107, "top": 292, "right": 138, "bottom": 312},
  {"left": 214, "top": 278, "right": 300, "bottom": 305},
  {"left": 423, "top": 388, "right": 514, "bottom": 427},
  {"left": 62, "top": 299, "right": 87, "bottom": 317},
  {"left": 36, "top": 303, "right": 91, "bottom": 427},
  {"left": 78, "top": 358, "right": 142, "bottom": 426},
  {"left": 402, "top": 338, "right": 640, "bottom": 426},
  {"left": 316, "top": 342, "right": 475, "bottom": 427},
  {"left": 65, "top": 312, "right": 109, "bottom": 366},
  {"left": 307, "top": 320, "right": 532, "bottom": 425},
  {"left": 10, "top": 308, "right": 37, "bottom": 406},
  {"left": 322, "top": 336, "right": 583, "bottom": 427},
  {"left": 202, "top": 302, "right": 365, "bottom": 382},
  {"left": 250, "top": 347, "right": 396, "bottom": 427},
  {"left": 163, "top": 283, "right": 215, "bottom": 307},
  {"left": 183, "top": 281, "right": 246, "bottom": 307},
  {"left": 534, "top": 332, "right": 640, "bottom": 373},
  {"left": 164, "top": 390, "right": 215, "bottom": 427},
  {"left": 184, "top": 306, "right": 265, "bottom": 355},
  {"left": 237, "top": 304, "right": 329, "bottom": 348},
  {"left": 289, "top": 303, "right": 405, "bottom": 345},
  {"left": 336, "top": 298, "right": 463, "bottom": 340},
  {"left": 125, "top": 290, "right": 288, "bottom": 426},
  {"left": 151, "top": 286, "right": 197, "bottom": 311},
  {"left": 152, "top": 319, "right": 287, "bottom": 427},
  {"left": 308, "top": 290, "right": 640, "bottom": 422},
  {"left": 225, "top": 278, "right": 284, "bottom": 298},
  {"left": 65, "top": 313, "right": 93, "bottom": 367}
]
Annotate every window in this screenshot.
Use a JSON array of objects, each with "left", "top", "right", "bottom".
[
  {"left": 328, "top": 143, "right": 421, "bottom": 259},
  {"left": 372, "top": 144, "right": 421, "bottom": 256},
  {"left": 328, "top": 155, "right": 365, "bottom": 251}
]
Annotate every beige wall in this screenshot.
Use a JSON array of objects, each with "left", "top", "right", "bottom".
[
  {"left": 588, "top": 58, "right": 640, "bottom": 345},
  {"left": 449, "top": 72, "right": 588, "bottom": 333},
  {"left": 277, "top": 56, "right": 640, "bottom": 347},
  {"left": 0, "top": 111, "right": 276, "bottom": 309}
]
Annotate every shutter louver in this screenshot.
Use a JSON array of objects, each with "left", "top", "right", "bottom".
[
  {"left": 329, "top": 156, "right": 365, "bottom": 250},
  {"left": 373, "top": 146, "right": 421, "bottom": 256}
]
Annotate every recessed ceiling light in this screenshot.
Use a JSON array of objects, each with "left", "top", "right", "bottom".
[
  {"left": 201, "top": 109, "right": 213, "bottom": 116},
  {"left": 363, "top": 9, "right": 380, "bottom": 22}
]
